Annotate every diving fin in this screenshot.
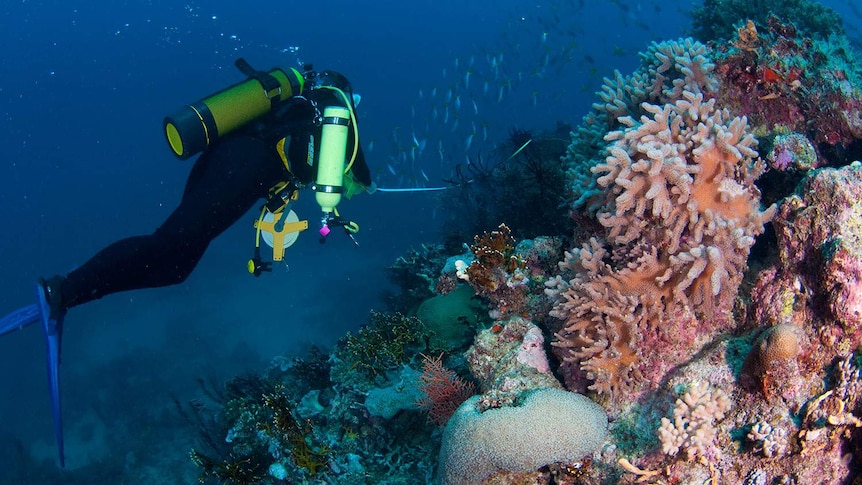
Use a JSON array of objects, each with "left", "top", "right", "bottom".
[
  {"left": 36, "top": 281, "right": 65, "bottom": 468},
  {"left": 0, "top": 304, "right": 40, "bottom": 337}
]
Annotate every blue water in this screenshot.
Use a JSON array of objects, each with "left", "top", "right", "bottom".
[{"left": 0, "top": 0, "right": 859, "bottom": 481}]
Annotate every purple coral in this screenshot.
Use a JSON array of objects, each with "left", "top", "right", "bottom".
[{"left": 767, "top": 132, "right": 817, "bottom": 171}]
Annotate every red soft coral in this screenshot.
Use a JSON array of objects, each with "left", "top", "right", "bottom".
[{"left": 416, "top": 353, "right": 476, "bottom": 426}]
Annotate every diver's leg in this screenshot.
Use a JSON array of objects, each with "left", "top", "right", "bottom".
[{"left": 56, "top": 135, "right": 283, "bottom": 310}]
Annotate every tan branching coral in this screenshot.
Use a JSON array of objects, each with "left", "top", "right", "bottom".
[
  {"left": 566, "top": 38, "right": 719, "bottom": 210},
  {"left": 658, "top": 381, "right": 732, "bottom": 463},
  {"left": 552, "top": 90, "right": 775, "bottom": 402}
]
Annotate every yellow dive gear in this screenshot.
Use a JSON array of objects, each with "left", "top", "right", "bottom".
[
  {"left": 253, "top": 208, "right": 308, "bottom": 260},
  {"left": 164, "top": 58, "right": 305, "bottom": 159},
  {"left": 314, "top": 105, "right": 350, "bottom": 214},
  {"left": 244, "top": 77, "right": 364, "bottom": 275}
]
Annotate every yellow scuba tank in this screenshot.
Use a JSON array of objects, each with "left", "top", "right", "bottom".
[
  {"left": 163, "top": 58, "right": 305, "bottom": 159},
  {"left": 314, "top": 105, "right": 351, "bottom": 214}
]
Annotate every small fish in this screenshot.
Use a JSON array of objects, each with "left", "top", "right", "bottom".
[
  {"left": 465, "top": 133, "right": 474, "bottom": 150},
  {"left": 387, "top": 164, "right": 397, "bottom": 176},
  {"left": 418, "top": 88, "right": 424, "bottom": 99},
  {"left": 451, "top": 119, "right": 460, "bottom": 132},
  {"left": 541, "top": 31, "right": 548, "bottom": 43},
  {"left": 472, "top": 99, "right": 479, "bottom": 115},
  {"left": 443, "top": 106, "right": 449, "bottom": 124},
  {"left": 417, "top": 138, "right": 427, "bottom": 157},
  {"left": 431, "top": 106, "right": 438, "bottom": 121},
  {"left": 454, "top": 95, "right": 461, "bottom": 112},
  {"left": 497, "top": 85, "right": 504, "bottom": 103},
  {"left": 430, "top": 87, "right": 437, "bottom": 98},
  {"left": 445, "top": 89, "right": 453, "bottom": 103},
  {"left": 367, "top": 140, "right": 374, "bottom": 152},
  {"left": 420, "top": 169, "right": 429, "bottom": 182},
  {"left": 482, "top": 124, "right": 488, "bottom": 142},
  {"left": 464, "top": 71, "right": 471, "bottom": 89},
  {"left": 483, "top": 80, "right": 489, "bottom": 95},
  {"left": 454, "top": 57, "right": 460, "bottom": 69}
]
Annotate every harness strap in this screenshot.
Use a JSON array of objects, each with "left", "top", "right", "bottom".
[{"left": 235, "top": 58, "right": 283, "bottom": 108}]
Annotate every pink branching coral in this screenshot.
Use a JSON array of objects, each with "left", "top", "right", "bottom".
[
  {"left": 551, "top": 91, "right": 775, "bottom": 403},
  {"left": 416, "top": 353, "right": 476, "bottom": 427}
]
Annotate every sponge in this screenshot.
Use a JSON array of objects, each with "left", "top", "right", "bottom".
[{"left": 438, "top": 388, "right": 608, "bottom": 484}]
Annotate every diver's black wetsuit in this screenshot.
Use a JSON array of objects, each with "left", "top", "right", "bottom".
[
  {"left": 57, "top": 87, "right": 371, "bottom": 311},
  {"left": 59, "top": 135, "right": 282, "bottom": 308}
]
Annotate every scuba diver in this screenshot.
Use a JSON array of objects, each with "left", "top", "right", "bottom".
[{"left": 0, "top": 58, "right": 373, "bottom": 467}]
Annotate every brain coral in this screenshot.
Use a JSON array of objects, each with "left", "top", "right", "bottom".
[
  {"left": 551, "top": 91, "right": 775, "bottom": 403},
  {"left": 437, "top": 388, "right": 607, "bottom": 485}
]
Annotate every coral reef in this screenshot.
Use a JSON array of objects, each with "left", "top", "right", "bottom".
[
  {"left": 657, "top": 381, "right": 732, "bottom": 463},
  {"left": 545, "top": 29, "right": 862, "bottom": 483},
  {"left": 766, "top": 131, "right": 817, "bottom": 171},
  {"left": 750, "top": 163, "right": 862, "bottom": 338},
  {"left": 184, "top": 312, "right": 444, "bottom": 484},
  {"left": 592, "top": 165, "right": 862, "bottom": 485},
  {"left": 690, "top": 0, "right": 843, "bottom": 43},
  {"left": 607, "top": 336, "right": 862, "bottom": 484},
  {"left": 564, "top": 37, "right": 719, "bottom": 211},
  {"left": 713, "top": 15, "right": 862, "bottom": 163},
  {"left": 179, "top": 9, "right": 862, "bottom": 485},
  {"left": 739, "top": 323, "right": 803, "bottom": 398}
]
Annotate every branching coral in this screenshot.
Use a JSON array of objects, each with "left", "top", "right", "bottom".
[
  {"left": 566, "top": 38, "right": 718, "bottom": 210},
  {"left": 658, "top": 381, "right": 732, "bottom": 463},
  {"left": 551, "top": 90, "right": 775, "bottom": 403}
]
